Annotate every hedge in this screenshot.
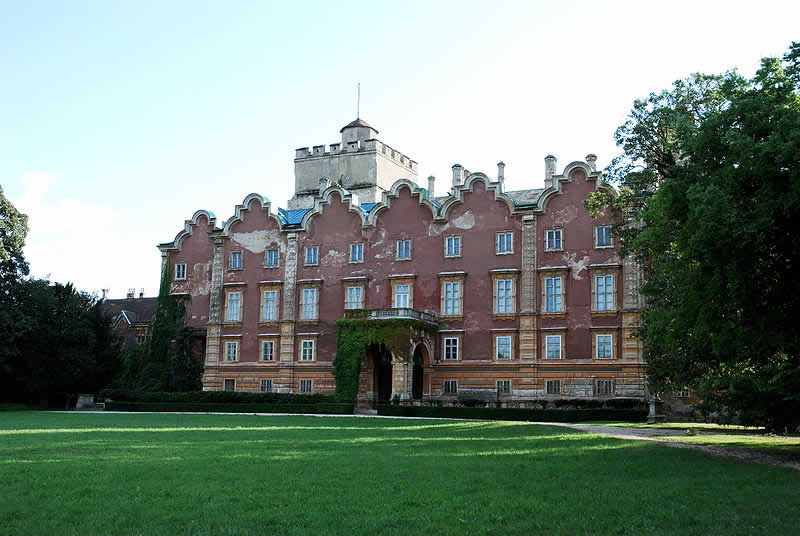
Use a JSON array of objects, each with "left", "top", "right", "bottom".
[
  {"left": 98, "top": 389, "right": 336, "bottom": 405},
  {"left": 377, "top": 405, "right": 648, "bottom": 422},
  {"left": 104, "top": 401, "right": 354, "bottom": 414}
]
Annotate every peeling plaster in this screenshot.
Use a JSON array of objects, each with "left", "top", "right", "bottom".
[
  {"left": 562, "top": 252, "right": 590, "bottom": 280},
  {"left": 553, "top": 204, "right": 579, "bottom": 226},
  {"left": 232, "top": 230, "right": 284, "bottom": 254},
  {"left": 428, "top": 209, "right": 476, "bottom": 236},
  {"left": 324, "top": 249, "right": 346, "bottom": 267},
  {"left": 191, "top": 261, "right": 212, "bottom": 295}
]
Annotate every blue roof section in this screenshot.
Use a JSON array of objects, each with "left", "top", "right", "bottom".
[
  {"left": 360, "top": 202, "right": 377, "bottom": 213},
  {"left": 278, "top": 208, "right": 310, "bottom": 226}
]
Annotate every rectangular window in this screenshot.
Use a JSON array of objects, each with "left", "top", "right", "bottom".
[
  {"left": 497, "top": 380, "right": 511, "bottom": 395},
  {"left": 226, "top": 291, "right": 242, "bottom": 322},
  {"left": 496, "top": 335, "right": 512, "bottom": 360},
  {"left": 260, "top": 379, "right": 273, "bottom": 393},
  {"left": 546, "top": 379, "right": 560, "bottom": 395},
  {"left": 545, "top": 335, "right": 562, "bottom": 359},
  {"left": 394, "top": 284, "right": 410, "bottom": 308},
  {"left": 445, "top": 236, "right": 462, "bottom": 257},
  {"left": 496, "top": 279, "right": 513, "bottom": 314},
  {"left": 299, "top": 379, "right": 312, "bottom": 393},
  {"left": 349, "top": 243, "right": 364, "bottom": 263},
  {"left": 443, "top": 281, "right": 461, "bottom": 316},
  {"left": 300, "top": 288, "right": 318, "bottom": 321},
  {"left": 261, "top": 340, "right": 275, "bottom": 361},
  {"left": 596, "top": 226, "right": 612, "bottom": 247},
  {"left": 261, "top": 290, "right": 278, "bottom": 322},
  {"left": 396, "top": 239, "right": 411, "bottom": 260},
  {"left": 443, "top": 337, "right": 459, "bottom": 360},
  {"left": 545, "top": 277, "right": 563, "bottom": 313},
  {"left": 301, "top": 339, "right": 315, "bottom": 361},
  {"left": 265, "top": 249, "right": 279, "bottom": 267},
  {"left": 597, "top": 379, "right": 613, "bottom": 396},
  {"left": 345, "top": 286, "right": 363, "bottom": 309},
  {"left": 496, "top": 232, "right": 513, "bottom": 254},
  {"left": 174, "top": 263, "right": 187, "bottom": 280},
  {"left": 596, "top": 334, "right": 613, "bottom": 359},
  {"left": 304, "top": 246, "right": 318, "bottom": 265},
  {"left": 676, "top": 390, "right": 691, "bottom": 398},
  {"left": 230, "top": 251, "right": 243, "bottom": 269},
  {"left": 443, "top": 380, "right": 458, "bottom": 394},
  {"left": 595, "top": 275, "right": 614, "bottom": 311},
  {"left": 224, "top": 379, "right": 235, "bottom": 391},
  {"left": 225, "top": 341, "right": 238, "bottom": 362},
  {"left": 546, "top": 229, "right": 563, "bottom": 250}
]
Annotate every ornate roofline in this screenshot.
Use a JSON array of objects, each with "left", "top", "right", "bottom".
[
  {"left": 366, "top": 179, "right": 438, "bottom": 227},
  {"left": 157, "top": 209, "right": 217, "bottom": 252},
  {"left": 299, "top": 185, "right": 365, "bottom": 230},
  {"left": 436, "top": 172, "right": 516, "bottom": 221},
  {"left": 220, "top": 193, "right": 281, "bottom": 237}
]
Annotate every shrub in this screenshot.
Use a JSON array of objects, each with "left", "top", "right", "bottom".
[
  {"left": 377, "top": 405, "right": 647, "bottom": 423},
  {"left": 104, "top": 402, "right": 354, "bottom": 414},
  {"left": 98, "top": 389, "right": 336, "bottom": 405}
]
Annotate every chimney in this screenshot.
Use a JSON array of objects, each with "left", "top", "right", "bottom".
[
  {"left": 586, "top": 154, "right": 597, "bottom": 172},
  {"left": 101, "top": 289, "right": 108, "bottom": 300},
  {"left": 497, "top": 161, "right": 505, "bottom": 185},
  {"left": 127, "top": 288, "right": 135, "bottom": 299},
  {"left": 139, "top": 288, "right": 144, "bottom": 299},
  {"left": 544, "top": 155, "right": 557, "bottom": 188},
  {"left": 319, "top": 178, "right": 330, "bottom": 195},
  {"left": 427, "top": 176, "right": 435, "bottom": 196},
  {"left": 451, "top": 164, "right": 464, "bottom": 192}
]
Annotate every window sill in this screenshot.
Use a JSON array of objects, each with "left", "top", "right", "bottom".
[
  {"left": 443, "top": 255, "right": 462, "bottom": 259},
  {"left": 263, "top": 265, "right": 280, "bottom": 269},
  {"left": 591, "top": 310, "right": 618, "bottom": 317},
  {"left": 492, "top": 314, "right": 517, "bottom": 320},
  {"left": 223, "top": 322, "right": 242, "bottom": 327},
  {"left": 440, "top": 315, "right": 463, "bottom": 320},
  {"left": 298, "top": 319, "right": 319, "bottom": 324},
  {"left": 540, "top": 312, "right": 567, "bottom": 318},
  {"left": 495, "top": 251, "right": 514, "bottom": 255},
  {"left": 228, "top": 268, "right": 243, "bottom": 272},
  {"left": 594, "top": 245, "right": 614, "bottom": 249},
  {"left": 543, "top": 248, "right": 564, "bottom": 253},
  {"left": 258, "top": 321, "right": 280, "bottom": 326},
  {"left": 303, "top": 263, "right": 319, "bottom": 267}
]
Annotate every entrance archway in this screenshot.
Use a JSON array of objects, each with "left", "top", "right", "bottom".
[
  {"left": 411, "top": 343, "right": 428, "bottom": 400},
  {"left": 370, "top": 343, "right": 393, "bottom": 406}
]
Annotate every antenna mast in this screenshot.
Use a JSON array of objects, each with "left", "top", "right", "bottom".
[{"left": 357, "top": 82, "right": 360, "bottom": 119}]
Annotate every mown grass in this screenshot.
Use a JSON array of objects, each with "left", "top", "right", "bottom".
[
  {"left": 652, "top": 433, "right": 800, "bottom": 451},
  {"left": 582, "top": 421, "right": 765, "bottom": 432},
  {"left": 0, "top": 412, "right": 798, "bottom": 535}
]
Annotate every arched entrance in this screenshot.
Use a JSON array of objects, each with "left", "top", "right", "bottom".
[
  {"left": 370, "top": 343, "right": 393, "bottom": 406},
  {"left": 411, "top": 344, "right": 428, "bottom": 400}
]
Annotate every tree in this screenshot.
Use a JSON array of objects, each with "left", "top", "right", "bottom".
[
  {"left": 0, "top": 185, "right": 29, "bottom": 283},
  {"left": 587, "top": 43, "right": 800, "bottom": 431}
]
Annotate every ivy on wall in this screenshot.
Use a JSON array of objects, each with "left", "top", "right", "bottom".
[{"left": 333, "top": 318, "right": 438, "bottom": 403}]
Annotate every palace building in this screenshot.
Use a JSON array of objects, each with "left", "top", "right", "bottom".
[{"left": 158, "top": 119, "right": 646, "bottom": 407}]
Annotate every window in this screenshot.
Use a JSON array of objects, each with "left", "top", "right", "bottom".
[
  {"left": 675, "top": 390, "right": 691, "bottom": 398},
  {"left": 300, "top": 339, "right": 315, "bottom": 361},
  {"left": 496, "top": 335, "right": 512, "bottom": 360},
  {"left": 174, "top": 263, "right": 187, "bottom": 280},
  {"left": 345, "top": 286, "right": 363, "bottom": 309},
  {"left": 224, "top": 341, "right": 238, "bottom": 362},
  {"left": 545, "top": 229, "right": 563, "bottom": 251},
  {"left": 497, "top": 380, "right": 511, "bottom": 395},
  {"left": 299, "top": 379, "right": 312, "bottom": 393},
  {"left": 445, "top": 235, "right": 462, "bottom": 257},
  {"left": 261, "top": 290, "right": 278, "bottom": 322},
  {"left": 496, "top": 279, "right": 513, "bottom": 314},
  {"left": 265, "top": 249, "right": 279, "bottom": 267},
  {"left": 596, "top": 226, "right": 612, "bottom": 248},
  {"left": 596, "top": 379, "right": 613, "bottom": 396},
  {"left": 443, "top": 337, "right": 459, "bottom": 360},
  {"left": 224, "top": 379, "right": 235, "bottom": 391},
  {"left": 261, "top": 340, "right": 275, "bottom": 361},
  {"left": 396, "top": 239, "right": 411, "bottom": 260},
  {"left": 496, "top": 232, "right": 513, "bottom": 254},
  {"left": 546, "top": 379, "right": 560, "bottom": 395},
  {"left": 230, "top": 251, "right": 243, "bottom": 269},
  {"left": 225, "top": 291, "right": 242, "bottom": 323},
  {"left": 394, "top": 284, "right": 410, "bottom": 308},
  {"left": 349, "top": 243, "right": 364, "bottom": 263},
  {"left": 304, "top": 246, "right": 318, "bottom": 265},
  {"left": 443, "top": 281, "right": 461, "bottom": 316},
  {"left": 595, "top": 274, "right": 614, "bottom": 311},
  {"left": 596, "top": 334, "right": 613, "bottom": 359},
  {"left": 545, "top": 335, "right": 562, "bottom": 359},
  {"left": 136, "top": 333, "right": 146, "bottom": 344},
  {"left": 544, "top": 277, "right": 563, "bottom": 313},
  {"left": 300, "top": 288, "right": 318, "bottom": 321},
  {"left": 443, "top": 380, "right": 458, "bottom": 394},
  {"left": 260, "top": 379, "right": 273, "bottom": 392}
]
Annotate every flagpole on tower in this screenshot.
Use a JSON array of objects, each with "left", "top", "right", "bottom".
[{"left": 357, "top": 82, "right": 360, "bottom": 119}]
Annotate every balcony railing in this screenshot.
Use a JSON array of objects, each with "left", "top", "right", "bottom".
[{"left": 342, "top": 308, "right": 438, "bottom": 325}]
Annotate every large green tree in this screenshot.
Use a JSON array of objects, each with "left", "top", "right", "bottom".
[{"left": 587, "top": 43, "right": 800, "bottom": 431}]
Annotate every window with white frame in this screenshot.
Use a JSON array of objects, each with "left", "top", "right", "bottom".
[
  {"left": 345, "top": 286, "right": 363, "bottom": 309},
  {"left": 675, "top": 390, "right": 691, "bottom": 398},
  {"left": 496, "top": 232, "right": 513, "bottom": 254},
  {"left": 225, "top": 291, "right": 242, "bottom": 322},
  {"left": 349, "top": 243, "right": 364, "bottom": 263},
  {"left": 595, "top": 274, "right": 614, "bottom": 311},
  {"left": 596, "top": 226, "right": 612, "bottom": 247},
  {"left": 300, "top": 287, "right": 318, "bottom": 321},
  {"left": 265, "top": 249, "right": 279, "bottom": 267},
  {"left": 224, "top": 341, "right": 238, "bottom": 362},
  {"left": 545, "top": 229, "right": 563, "bottom": 250},
  {"left": 304, "top": 246, "right": 318, "bottom": 265},
  {"left": 224, "top": 379, "right": 235, "bottom": 391},
  {"left": 496, "top": 335, "right": 512, "bottom": 360},
  {"left": 596, "top": 334, "right": 613, "bottom": 359},
  {"left": 299, "top": 379, "right": 312, "bottom": 393},
  {"left": 174, "top": 263, "right": 187, "bottom": 280},
  {"left": 443, "top": 337, "right": 459, "bottom": 360},
  {"left": 497, "top": 380, "right": 511, "bottom": 395},
  {"left": 393, "top": 284, "right": 410, "bottom": 308},
  {"left": 545, "top": 335, "right": 562, "bottom": 359},
  {"left": 261, "top": 340, "right": 275, "bottom": 361},
  {"left": 260, "top": 379, "right": 273, "bottom": 392},
  {"left": 444, "top": 235, "right": 462, "bottom": 257},
  {"left": 596, "top": 379, "right": 613, "bottom": 396},
  {"left": 546, "top": 379, "right": 560, "bottom": 395},
  {"left": 443, "top": 281, "right": 461, "bottom": 316},
  {"left": 300, "top": 339, "right": 315, "bottom": 361},
  {"left": 261, "top": 290, "right": 278, "bottom": 322},
  {"left": 396, "top": 239, "right": 411, "bottom": 260},
  {"left": 496, "top": 279, "right": 513, "bottom": 314},
  {"left": 229, "top": 251, "right": 243, "bottom": 269},
  {"left": 443, "top": 380, "right": 458, "bottom": 394},
  {"left": 544, "top": 277, "right": 563, "bottom": 313}
]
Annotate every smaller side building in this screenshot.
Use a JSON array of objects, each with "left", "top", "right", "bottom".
[{"left": 102, "top": 295, "right": 158, "bottom": 348}]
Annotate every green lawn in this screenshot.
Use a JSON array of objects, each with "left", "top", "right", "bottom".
[{"left": 1, "top": 413, "right": 798, "bottom": 535}]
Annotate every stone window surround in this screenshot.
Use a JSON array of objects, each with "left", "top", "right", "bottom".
[
  {"left": 297, "top": 279, "right": 322, "bottom": 322},
  {"left": 496, "top": 379, "right": 511, "bottom": 395},
  {"left": 258, "top": 334, "right": 280, "bottom": 362},
  {"left": 444, "top": 234, "right": 462, "bottom": 258},
  {"left": 443, "top": 379, "right": 458, "bottom": 395},
  {"left": 174, "top": 262, "right": 187, "bottom": 280},
  {"left": 258, "top": 281, "right": 282, "bottom": 324},
  {"left": 590, "top": 265, "right": 620, "bottom": 315},
  {"left": 594, "top": 225, "right": 614, "bottom": 249},
  {"left": 349, "top": 242, "right": 365, "bottom": 264},
  {"left": 297, "top": 334, "right": 318, "bottom": 362},
  {"left": 545, "top": 379, "right": 561, "bottom": 395},
  {"left": 396, "top": 239, "right": 412, "bottom": 261},
  {"left": 264, "top": 248, "right": 280, "bottom": 268},
  {"left": 260, "top": 378, "right": 273, "bottom": 392},
  {"left": 229, "top": 250, "right": 244, "bottom": 270},
  {"left": 493, "top": 332, "right": 515, "bottom": 361},
  {"left": 304, "top": 245, "right": 319, "bottom": 266},
  {"left": 222, "top": 335, "right": 241, "bottom": 362},
  {"left": 591, "top": 328, "right": 618, "bottom": 360},
  {"left": 299, "top": 378, "right": 313, "bottom": 393},
  {"left": 223, "top": 378, "right": 236, "bottom": 391},
  {"left": 495, "top": 230, "right": 514, "bottom": 255},
  {"left": 438, "top": 272, "right": 466, "bottom": 318},
  {"left": 223, "top": 284, "right": 246, "bottom": 325},
  {"left": 491, "top": 269, "right": 519, "bottom": 317},
  {"left": 344, "top": 284, "right": 365, "bottom": 310},
  {"left": 541, "top": 328, "right": 566, "bottom": 360},
  {"left": 388, "top": 274, "right": 416, "bottom": 309},
  {"left": 441, "top": 331, "right": 462, "bottom": 361},
  {"left": 544, "top": 228, "right": 564, "bottom": 252},
  {"left": 539, "top": 267, "right": 568, "bottom": 316},
  {"left": 596, "top": 378, "right": 614, "bottom": 396}
]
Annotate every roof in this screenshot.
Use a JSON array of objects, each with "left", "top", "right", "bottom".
[
  {"left": 507, "top": 188, "right": 545, "bottom": 205},
  {"left": 340, "top": 118, "right": 378, "bottom": 133},
  {"left": 101, "top": 297, "right": 158, "bottom": 326},
  {"left": 278, "top": 208, "right": 311, "bottom": 226}
]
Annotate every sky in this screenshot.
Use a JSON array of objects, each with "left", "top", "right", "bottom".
[{"left": 2, "top": 0, "right": 798, "bottom": 298}]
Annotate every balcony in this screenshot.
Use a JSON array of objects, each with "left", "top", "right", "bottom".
[{"left": 342, "top": 308, "right": 438, "bottom": 325}]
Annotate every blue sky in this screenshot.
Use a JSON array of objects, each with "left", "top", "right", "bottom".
[{"left": 2, "top": 0, "right": 798, "bottom": 297}]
